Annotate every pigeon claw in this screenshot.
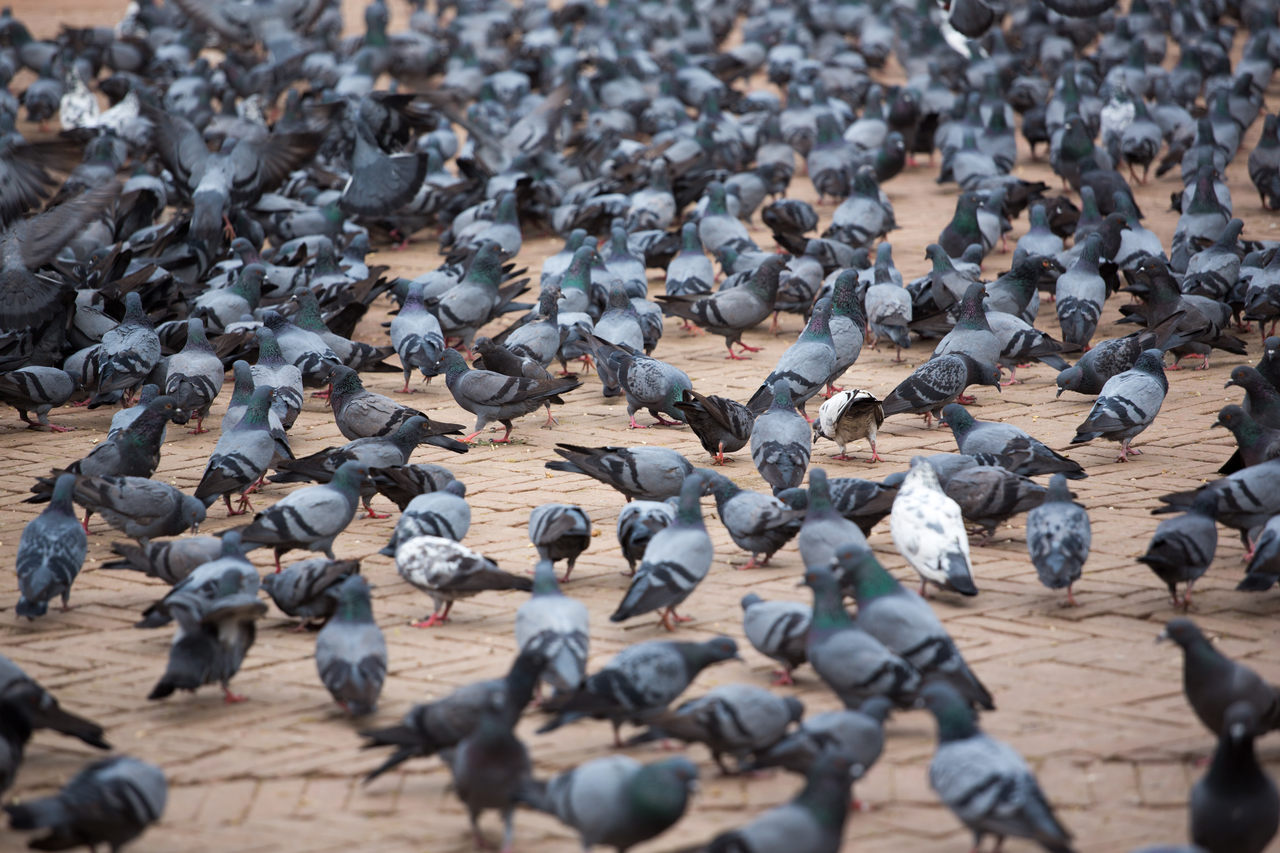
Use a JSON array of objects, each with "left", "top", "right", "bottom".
[
  {"left": 770, "top": 669, "right": 795, "bottom": 687},
  {"left": 363, "top": 506, "right": 390, "bottom": 519},
  {"left": 222, "top": 687, "right": 248, "bottom": 704}
]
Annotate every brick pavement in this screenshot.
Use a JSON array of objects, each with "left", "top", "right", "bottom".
[{"left": 5, "top": 5, "right": 1280, "bottom": 853}]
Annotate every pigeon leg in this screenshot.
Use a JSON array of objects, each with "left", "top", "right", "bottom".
[
  {"left": 491, "top": 424, "right": 514, "bottom": 443},
  {"left": 735, "top": 340, "right": 763, "bottom": 354},
  {"left": 187, "top": 414, "right": 207, "bottom": 434},
  {"left": 412, "top": 601, "right": 453, "bottom": 628},
  {"left": 918, "top": 580, "right": 930, "bottom": 598},
  {"left": 1066, "top": 584, "right": 1078, "bottom": 607},
  {"left": 499, "top": 808, "right": 516, "bottom": 853},
  {"left": 225, "top": 494, "right": 250, "bottom": 517},
  {"left": 222, "top": 215, "right": 237, "bottom": 241},
  {"left": 715, "top": 442, "right": 726, "bottom": 465},
  {"left": 831, "top": 452, "right": 853, "bottom": 461},
  {"left": 274, "top": 551, "right": 283, "bottom": 572},
  {"left": 955, "top": 394, "right": 976, "bottom": 405},
  {"left": 82, "top": 510, "right": 93, "bottom": 535},
  {"left": 398, "top": 379, "right": 417, "bottom": 394},
  {"left": 869, "top": 440, "right": 882, "bottom": 463},
  {"left": 999, "top": 366, "right": 1021, "bottom": 387},
  {"left": 627, "top": 414, "right": 649, "bottom": 429},
  {"left": 612, "top": 721, "right": 624, "bottom": 748},
  {"left": 770, "top": 669, "right": 795, "bottom": 687},
  {"left": 892, "top": 346, "right": 906, "bottom": 363},
  {"left": 542, "top": 406, "right": 558, "bottom": 429},
  {"left": 770, "top": 311, "right": 782, "bottom": 335},
  {"left": 725, "top": 342, "right": 751, "bottom": 360},
  {"left": 362, "top": 499, "right": 390, "bottom": 520},
  {"left": 668, "top": 606, "right": 693, "bottom": 623},
  {"left": 223, "top": 686, "right": 248, "bottom": 703},
  {"left": 652, "top": 413, "right": 682, "bottom": 426}
]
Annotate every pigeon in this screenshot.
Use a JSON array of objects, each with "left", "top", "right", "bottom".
[
  {"left": 865, "top": 280, "right": 913, "bottom": 360},
  {"left": 0, "top": 366, "right": 75, "bottom": 431},
  {"left": 743, "top": 698, "right": 891, "bottom": 788},
  {"left": 315, "top": 574, "right": 387, "bottom": 715},
  {"left": 439, "top": 348, "right": 580, "bottom": 442},
  {"left": 0, "top": 652, "right": 108, "bottom": 751},
  {"left": 741, "top": 593, "right": 811, "bottom": 686},
  {"left": 390, "top": 280, "right": 445, "bottom": 393},
  {"left": 360, "top": 649, "right": 546, "bottom": 782},
  {"left": 751, "top": 383, "right": 812, "bottom": 495},
  {"left": 395, "top": 535, "right": 532, "bottom": 627},
  {"left": 1025, "top": 475, "right": 1091, "bottom": 605},
  {"left": 657, "top": 255, "right": 786, "bottom": 359},
  {"left": 1224, "top": 366, "right": 1280, "bottom": 431},
  {"left": 263, "top": 309, "right": 342, "bottom": 388},
  {"left": 164, "top": 317, "right": 224, "bottom": 434},
  {"left": 194, "top": 386, "right": 277, "bottom": 516},
  {"left": 701, "top": 469, "right": 802, "bottom": 569},
  {"left": 431, "top": 242, "right": 528, "bottom": 350},
  {"left": 796, "top": 467, "right": 871, "bottom": 575},
  {"left": 1122, "top": 256, "right": 1245, "bottom": 370},
  {"left": 1190, "top": 702, "right": 1279, "bottom": 853},
  {"left": 61, "top": 475, "right": 205, "bottom": 541},
  {"left": 590, "top": 341, "right": 691, "bottom": 430},
  {"left": 379, "top": 481, "right": 471, "bottom": 556},
  {"left": 702, "top": 750, "right": 856, "bottom": 853},
  {"left": 1158, "top": 619, "right": 1280, "bottom": 737},
  {"left": 547, "top": 443, "right": 694, "bottom": 502},
  {"left": 1155, "top": 459, "right": 1280, "bottom": 548},
  {"left": 515, "top": 559, "right": 590, "bottom": 697},
  {"left": 15, "top": 474, "right": 86, "bottom": 619},
  {"left": 890, "top": 458, "right": 978, "bottom": 597},
  {"left": 527, "top": 504, "right": 591, "bottom": 582},
  {"left": 944, "top": 404, "right": 1087, "bottom": 479},
  {"left": 675, "top": 389, "right": 755, "bottom": 465},
  {"left": 326, "top": 364, "right": 466, "bottom": 443},
  {"left": 746, "top": 298, "right": 838, "bottom": 419},
  {"left": 921, "top": 681, "right": 1075, "bottom": 853},
  {"left": 1213, "top": 404, "right": 1280, "bottom": 476},
  {"left": 439, "top": 703, "right": 531, "bottom": 853},
  {"left": 610, "top": 474, "right": 713, "bottom": 631},
  {"left": 261, "top": 557, "right": 361, "bottom": 625},
  {"left": 3, "top": 756, "right": 166, "bottom": 853},
  {"left": 252, "top": 327, "right": 304, "bottom": 429},
  {"left": 1055, "top": 313, "right": 1189, "bottom": 398},
  {"left": 1139, "top": 493, "right": 1218, "bottom": 608},
  {"left": 147, "top": 566, "right": 267, "bottom": 703},
  {"left": 932, "top": 283, "right": 1002, "bottom": 372},
  {"left": 516, "top": 755, "right": 698, "bottom": 852},
  {"left": 616, "top": 500, "right": 676, "bottom": 574},
  {"left": 667, "top": 222, "right": 715, "bottom": 296},
  {"left": 538, "top": 636, "right": 740, "bottom": 745},
  {"left": 632, "top": 684, "right": 804, "bottom": 775},
  {"left": 803, "top": 561, "right": 921, "bottom": 709},
  {"left": 93, "top": 292, "right": 161, "bottom": 405},
  {"left": 1055, "top": 233, "right": 1108, "bottom": 350},
  {"left": 367, "top": 462, "right": 458, "bottom": 511},
  {"left": 1071, "top": 349, "right": 1168, "bottom": 462},
  {"left": 814, "top": 389, "right": 884, "bottom": 462},
  {"left": 236, "top": 460, "right": 367, "bottom": 569},
  {"left": 882, "top": 353, "right": 1002, "bottom": 428}
]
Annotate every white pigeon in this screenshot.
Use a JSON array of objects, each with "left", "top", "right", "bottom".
[
  {"left": 395, "top": 536, "right": 532, "bottom": 627},
  {"left": 889, "top": 458, "right": 978, "bottom": 597}
]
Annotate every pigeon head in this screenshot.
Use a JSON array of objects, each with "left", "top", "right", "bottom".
[
  {"left": 1132, "top": 349, "right": 1167, "bottom": 378},
  {"left": 918, "top": 681, "right": 977, "bottom": 741},
  {"left": 940, "top": 403, "right": 975, "bottom": 433},
  {"left": 49, "top": 473, "right": 77, "bottom": 513},
  {"left": 673, "top": 475, "right": 705, "bottom": 525},
  {"left": 181, "top": 495, "right": 206, "bottom": 534},
  {"left": 1157, "top": 617, "right": 1208, "bottom": 649},
  {"left": 1045, "top": 473, "right": 1073, "bottom": 502},
  {"left": 739, "top": 593, "right": 763, "bottom": 610},
  {"left": 332, "top": 574, "right": 374, "bottom": 622},
  {"left": 255, "top": 326, "right": 285, "bottom": 362},
  {"left": 229, "top": 360, "right": 254, "bottom": 405},
  {"left": 1223, "top": 701, "right": 1262, "bottom": 743},
  {"left": 834, "top": 546, "right": 895, "bottom": 600},
  {"left": 783, "top": 696, "right": 805, "bottom": 725},
  {"left": 904, "top": 457, "right": 943, "bottom": 491},
  {"left": 1212, "top": 405, "right": 1248, "bottom": 433},
  {"left": 331, "top": 461, "right": 370, "bottom": 492},
  {"left": 955, "top": 283, "right": 988, "bottom": 324},
  {"left": 769, "top": 382, "right": 795, "bottom": 412},
  {"left": 1225, "top": 365, "right": 1265, "bottom": 393},
  {"left": 695, "top": 636, "right": 740, "bottom": 664}
]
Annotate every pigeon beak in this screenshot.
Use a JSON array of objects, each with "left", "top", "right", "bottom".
[
  {"left": 1155, "top": 628, "right": 1169, "bottom": 643},
  {"left": 1211, "top": 419, "right": 1225, "bottom": 429},
  {"left": 1224, "top": 380, "right": 1236, "bottom": 389},
  {"left": 1055, "top": 387, "right": 1064, "bottom": 399}
]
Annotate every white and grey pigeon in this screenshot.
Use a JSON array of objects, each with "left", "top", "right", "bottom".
[
  {"left": 93, "top": 292, "right": 161, "bottom": 405},
  {"left": 610, "top": 474, "right": 713, "bottom": 631},
  {"left": 15, "top": 474, "right": 86, "bottom": 620},
  {"left": 814, "top": 389, "right": 884, "bottom": 462},
  {"left": 751, "top": 383, "right": 812, "bottom": 495},
  {"left": 527, "top": 503, "right": 591, "bottom": 582},
  {"left": 890, "top": 457, "right": 978, "bottom": 597},
  {"left": 164, "top": 317, "right": 224, "bottom": 434},
  {"left": 1071, "top": 348, "right": 1169, "bottom": 462},
  {"left": 741, "top": 593, "right": 811, "bottom": 686},
  {"left": 315, "top": 574, "right": 387, "bottom": 715},
  {"left": 395, "top": 535, "right": 532, "bottom": 627},
  {"left": 389, "top": 280, "right": 444, "bottom": 394},
  {"left": 380, "top": 481, "right": 471, "bottom": 556},
  {"left": 515, "top": 559, "right": 590, "bottom": 698},
  {"left": 616, "top": 500, "right": 675, "bottom": 573},
  {"left": 1025, "top": 474, "right": 1091, "bottom": 605}
]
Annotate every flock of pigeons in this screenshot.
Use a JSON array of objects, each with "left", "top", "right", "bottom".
[{"left": 2, "top": 0, "right": 1280, "bottom": 849}]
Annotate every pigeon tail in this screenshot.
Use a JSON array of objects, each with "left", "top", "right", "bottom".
[{"left": 943, "top": 552, "right": 978, "bottom": 596}]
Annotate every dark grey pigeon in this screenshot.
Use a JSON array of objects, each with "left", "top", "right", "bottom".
[
  {"left": 741, "top": 593, "right": 810, "bottom": 686},
  {"left": 882, "top": 354, "right": 1001, "bottom": 428},
  {"left": 396, "top": 535, "right": 532, "bottom": 627},
  {"left": 315, "top": 574, "right": 387, "bottom": 716},
  {"left": 703, "top": 751, "right": 856, "bottom": 853},
  {"left": 516, "top": 755, "right": 698, "bottom": 852},
  {"left": 616, "top": 500, "right": 675, "bottom": 573},
  {"left": 1139, "top": 493, "right": 1218, "bottom": 608},
  {"left": 751, "top": 383, "right": 812, "bottom": 495},
  {"left": 632, "top": 684, "right": 804, "bottom": 775},
  {"left": 1190, "top": 703, "right": 1279, "bottom": 853},
  {"left": 944, "top": 403, "right": 1086, "bottom": 480},
  {"left": 921, "top": 681, "right": 1075, "bottom": 853},
  {"left": 1025, "top": 475, "right": 1091, "bottom": 605},
  {"left": 746, "top": 297, "right": 838, "bottom": 418},
  {"left": 1213, "top": 406, "right": 1280, "bottom": 476},
  {"left": 0, "top": 366, "right": 75, "bottom": 431},
  {"left": 236, "top": 460, "right": 367, "bottom": 570},
  {"left": 610, "top": 475, "right": 713, "bottom": 631},
  {"left": 1055, "top": 313, "right": 1190, "bottom": 398},
  {"left": 515, "top": 559, "right": 589, "bottom": 697},
  {"left": 261, "top": 557, "right": 361, "bottom": 626},
  {"left": 0, "top": 653, "right": 108, "bottom": 750},
  {"left": 744, "top": 699, "right": 892, "bottom": 790},
  {"left": 340, "top": 119, "right": 427, "bottom": 215},
  {"left": 1224, "top": 366, "right": 1280, "bottom": 431},
  {"left": 439, "top": 699, "right": 532, "bottom": 853},
  {"left": 656, "top": 250, "right": 784, "bottom": 360},
  {"left": 380, "top": 481, "right": 471, "bottom": 556},
  {"left": 547, "top": 443, "right": 694, "bottom": 502},
  {"left": 1242, "top": 515, "right": 1280, "bottom": 592},
  {"left": 797, "top": 468, "right": 870, "bottom": 575},
  {"left": 527, "top": 504, "right": 591, "bottom": 582},
  {"left": 942, "top": 464, "right": 1055, "bottom": 542},
  {"left": 0, "top": 700, "right": 31, "bottom": 793},
  {"left": 64, "top": 475, "right": 205, "bottom": 541},
  {"left": 134, "top": 532, "right": 259, "bottom": 630},
  {"left": 439, "top": 348, "right": 581, "bottom": 442},
  {"left": 803, "top": 562, "right": 921, "bottom": 709},
  {"left": 94, "top": 292, "right": 161, "bottom": 404},
  {"left": 1158, "top": 619, "right": 1280, "bottom": 737},
  {"left": 4, "top": 756, "right": 166, "bottom": 853},
  {"left": 702, "top": 469, "right": 802, "bottom": 569},
  {"left": 538, "top": 636, "right": 740, "bottom": 745},
  {"left": 194, "top": 386, "right": 277, "bottom": 517},
  {"left": 1071, "top": 349, "right": 1168, "bottom": 462},
  {"left": 327, "top": 364, "right": 467, "bottom": 443},
  {"left": 15, "top": 474, "right": 86, "bottom": 619},
  {"left": 390, "top": 280, "right": 445, "bottom": 393},
  {"left": 164, "top": 317, "right": 224, "bottom": 433},
  {"left": 368, "top": 463, "right": 458, "bottom": 511}
]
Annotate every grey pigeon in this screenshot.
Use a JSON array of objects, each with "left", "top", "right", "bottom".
[
  {"left": 251, "top": 326, "right": 303, "bottom": 429},
  {"left": 164, "top": 317, "right": 224, "bottom": 433},
  {"left": 1071, "top": 348, "right": 1168, "bottom": 462},
  {"left": 655, "top": 256, "right": 783, "bottom": 359},
  {"left": 327, "top": 364, "right": 466, "bottom": 443},
  {"left": 133, "top": 532, "right": 260, "bottom": 630},
  {"left": 390, "top": 280, "right": 445, "bottom": 393},
  {"left": 676, "top": 389, "right": 755, "bottom": 465},
  {"left": 431, "top": 243, "right": 526, "bottom": 349},
  {"left": 1055, "top": 234, "right": 1108, "bottom": 350},
  {"left": 865, "top": 281, "right": 913, "bottom": 360},
  {"left": 64, "top": 475, "right": 205, "bottom": 541},
  {"left": 516, "top": 755, "right": 698, "bottom": 852},
  {"left": 102, "top": 536, "right": 225, "bottom": 585},
  {"left": 1190, "top": 703, "right": 1279, "bottom": 853},
  {"left": 439, "top": 704, "right": 531, "bottom": 853},
  {"left": 1154, "top": 459, "right": 1280, "bottom": 549},
  {"left": 261, "top": 557, "right": 361, "bottom": 625},
  {"left": 814, "top": 389, "right": 883, "bottom": 461},
  {"left": 944, "top": 404, "right": 1087, "bottom": 479},
  {"left": 236, "top": 460, "right": 367, "bottom": 569},
  {"left": 515, "top": 559, "right": 589, "bottom": 697},
  {"left": 1026, "top": 475, "right": 1091, "bottom": 605},
  {"left": 703, "top": 750, "right": 856, "bottom": 853},
  {"left": 610, "top": 475, "right": 713, "bottom": 631},
  {"left": 803, "top": 562, "right": 921, "bottom": 709},
  {"left": 538, "top": 636, "right": 740, "bottom": 745},
  {"left": 838, "top": 546, "right": 993, "bottom": 709},
  {"left": 262, "top": 309, "right": 340, "bottom": 388},
  {"left": 94, "top": 292, "right": 161, "bottom": 404},
  {"left": 590, "top": 340, "right": 691, "bottom": 430},
  {"left": 921, "top": 681, "right": 1075, "bottom": 853},
  {"left": 380, "top": 481, "right": 470, "bottom": 556},
  {"left": 1241, "top": 514, "right": 1280, "bottom": 592},
  {"left": 528, "top": 504, "right": 591, "bottom": 582},
  {"left": 741, "top": 593, "right": 810, "bottom": 686},
  {"left": 195, "top": 262, "right": 263, "bottom": 333},
  {"left": 1055, "top": 314, "right": 1189, "bottom": 398},
  {"left": 616, "top": 500, "right": 675, "bottom": 573},
  {"left": 751, "top": 383, "right": 812, "bottom": 495},
  {"left": 0, "top": 653, "right": 107, "bottom": 750},
  {"left": 942, "top": 464, "right": 1056, "bottom": 542},
  {"left": 4, "top": 756, "right": 166, "bottom": 852},
  {"left": 702, "top": 469, "right": 802, "bottom": 569},
  {"left": 395, "top": 535, "right": 532, "bottom": 627},
  {"left": 1224, "top": 366, "right": 1280, "bottom": 431},
  {"left": 195, "top": 386, "right": 277, "bottom": 516},
  {"left": 667, "top": 222, "right": 715, "bottom": 296},
  {"left": 890, "top": 458, "right": 978, "bottom": 596},
  {"left": 746, "top": 297, "right": 838, "bottom": 418},
  {"left": 315, "top": 574, "right": 387, "bottom": 715},
  {"left": 796, "top": 468, "right": 871, "bottom": 575},
  {"left": 633, "top": 684, "right": 803, "bottom": 775},
  {"left": 439, "top": 348, "right": 580, "bottom": 442},
  {"left": 882, "top": 353, "right": 1002, "bottom": 427},
  {"left": 222, "top": 361, "right": 292, "bottom": 465},
  {"left": 1139, "top": 493, "right": 1218, "bottom": 608},
  {"left": 0, "top": 366, "right": 75, "bottom": 431},
  {"left": 547, "top": 443, "right": 694, "bottom": 502},
  {"left": 744, "top": 700, "right": 892, "bottom": 790},
  {"left": 15, "top": 474, "right": 86, "bottom": 619},
  {"left": 147, "top": 566, "right": 267, "bottom": 703},
  {"left": 932, "top": 283, "right": 1002, "bottom": 371},
  {"left": 1158, "top": 619, "right": 1280, "bottom": 737}
]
